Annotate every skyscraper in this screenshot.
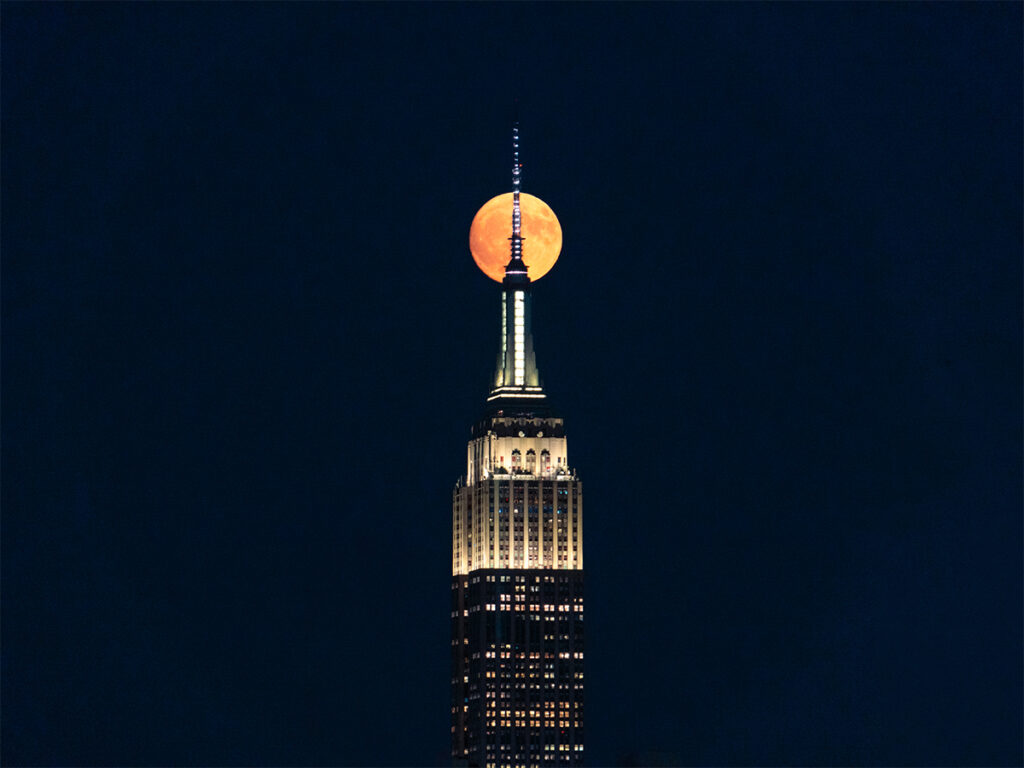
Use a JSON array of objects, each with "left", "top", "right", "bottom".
[{"left": 452, "top": 125, "right": 584, "bottom": 768}]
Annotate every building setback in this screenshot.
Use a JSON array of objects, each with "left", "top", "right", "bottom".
[{"left": 451, "top": 124, "right": 584, "bottom": 768}]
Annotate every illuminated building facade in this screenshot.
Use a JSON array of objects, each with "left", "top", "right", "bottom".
[{"left": 451, "top": 125, "right": 584, "bottom": 767}]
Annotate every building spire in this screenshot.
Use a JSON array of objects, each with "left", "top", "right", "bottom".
[
  {"left": 504, "top": 114, "right": 529, "bottom": 283},
  {"left": 512, "top": 122, "right": 522, "bottom": 240},
  {"left": 491, "top": 112, "right": 545, "bottom": 406}
]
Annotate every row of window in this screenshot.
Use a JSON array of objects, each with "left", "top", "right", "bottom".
[
  {"left": 487, "top": 702, "right": 581, "bottom": 711},
  {"left": 486, "top": 720, "right": 581, "bottom": 729},
  {"left": 481, "top": 604, "right": 583, "bottom": 614}
]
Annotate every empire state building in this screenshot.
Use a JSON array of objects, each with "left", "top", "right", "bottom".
[{"left": 451, "top": 125, "right": 584, "bottom": 768}]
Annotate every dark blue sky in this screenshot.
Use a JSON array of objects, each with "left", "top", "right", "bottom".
[{"left": 3, "top": 3, "right": 1021, "bottom": 766}]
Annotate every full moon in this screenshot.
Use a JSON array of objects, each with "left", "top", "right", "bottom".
[{"left": 469, "top": 193, "right": 562, "bottom": 283}]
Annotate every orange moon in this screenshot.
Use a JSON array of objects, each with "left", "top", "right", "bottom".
[{"left": 469, "top": 193, "right": 562, "bottom": 283}]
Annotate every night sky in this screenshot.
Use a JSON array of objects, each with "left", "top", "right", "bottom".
[{"left": 3, "top": 4, "right": 1021, "bottom": 766}]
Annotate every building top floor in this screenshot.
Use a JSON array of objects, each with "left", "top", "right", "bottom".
[{"left": 471, "top": 414, "right": 565, "bottom": 440}]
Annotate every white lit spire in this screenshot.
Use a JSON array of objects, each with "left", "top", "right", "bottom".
[
  {"left": 512, "top": 123, "right": 522, "bottom": 241},
  {"left": 491, "top": 116, "right": 544, "bottom": 403},
  {"left": 505, "top": 119, "right": 528, "bottom": 281}
]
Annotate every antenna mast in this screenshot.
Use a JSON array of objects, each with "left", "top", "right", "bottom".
[
  {"left": 505, "top": 113, "right": 528, "bottom": 282},
  {"left": 510, "top": 121, "right": 523, "bottom": 263}
]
